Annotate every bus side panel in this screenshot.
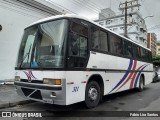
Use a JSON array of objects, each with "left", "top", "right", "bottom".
[
  {"left": 65, "top": 71, "right": 109, "bottom": 105},
  {"left": 119, "top": 61, "right": 153, "bottom": 89},
  {"left": 139, "top": 63, "right": 153, "bottom": 86},
  {"left": 87, "top": 52, "right": 153, "bottom": 95},
  {"left": 65, "top": 71, "right": 87, "bottom": 105},
  {"left": 65, "top": 52, "right": 153, "bottom": 105},
  {"left": 87, "top": 52, "right": 133, "bottom": 95}
]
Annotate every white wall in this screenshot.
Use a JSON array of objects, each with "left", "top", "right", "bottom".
[{"left": 0, "top": 0, "right": 53, "bottom": 80}]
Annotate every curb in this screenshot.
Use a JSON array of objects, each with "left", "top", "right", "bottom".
[
  {"left": 0, "top": 81, "right": 14, "bottom": 85},
  {"left": 0, "top": 100, "right": 35, "bottom": 109}
]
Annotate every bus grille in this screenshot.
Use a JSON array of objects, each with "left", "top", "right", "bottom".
[
  {"left": 21, "top": 88, "right": 42, "bottom": 100},
  {"left": 21, "top": 88, "right": 34, "bottom": 96},
  {"left": 21, "top": 79, "right": 43, "bottom": 84},
  {"left": 30, "top": 90, "right": 42, "bottom": 100}
]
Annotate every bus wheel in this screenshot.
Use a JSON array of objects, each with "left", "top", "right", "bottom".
[
  {"left": 85, "top": 81, "right": 101, "bottom": 108},
  {"left": 138, "top": 76, "right": 144, "bottom": 92}
]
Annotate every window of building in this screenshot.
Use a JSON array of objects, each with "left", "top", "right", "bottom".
[
  {"left": 136, "top": 26, "right": 138, "bottom": 30},
  {"left": 114, "top": 19, "right": 118, "bottom": 22},
  {"left": 140, "top": 28, "right": 143, "bottom": 32},
  {"left": 120, "top": 27, "right": 124, "bottom": 30},
  {"left": 140, "top": 20, "right": 142, "bottom": 23},
  {"left": 113, "top": 28, "right": 118, "bottom": 31},
  {"left": 106, "top": 20, "right": 110, "bottom": 25},
  {"left": 99, "top": 22, "right": 104, "bottom": 26}
]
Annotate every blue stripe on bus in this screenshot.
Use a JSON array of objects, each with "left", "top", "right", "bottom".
[
  {"left": 133, "top": 64, "right": 148, "bottom": 88},
  {"left": 109, "top": 59, "right": 133, "bottom": 93}
]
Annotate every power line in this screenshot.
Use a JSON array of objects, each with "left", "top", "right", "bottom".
[
  {"left": 0, "top": 2, "right": 43, "bottom": 19},
  {"left": 46, "top": 0, "right": 77, "bottom": 14},
  {"left": 0, "top": 4, "right": 41, "bottom": 19},
  {"left": 78, "top": 0, "right": 122, "bottom": 18},
  {"left": 73, "top": 0, "right": 105, "bottom": 14},
  {"left": 46, "top": 0, "right": 110, "bottom": 19},
  {"left": 1, "top": 0, "right": 52, "bottom": 17},
  {"left": 83, "top": 0, "right": 105, "bottom": 10},
  {"left": 71, "top": 0, "right": 100, "bottom": 14},
  {"left": 71, "top": 0, "right": 113, "bottom": 19}
]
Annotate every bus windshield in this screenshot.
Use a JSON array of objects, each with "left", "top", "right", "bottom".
[{"left": 16, "top": 19, "right": 68, "bottom": 69}]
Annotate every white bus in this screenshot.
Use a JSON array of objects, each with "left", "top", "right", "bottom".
[{"left": 14, "top": 15, "right": 153, "bottom": 108}]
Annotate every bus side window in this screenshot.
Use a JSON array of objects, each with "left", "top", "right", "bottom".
[
  {"left": 91, "top": 26, "right": 108, "bottom": 53},
  {"left": 149, "top": 52, "right": 152, "bottom": 63},
  {"left": 140, "top": 48, "right": 145, "bottom": 61},
  {"left": 69, "top": 33, "right": 80, "bottom": 56},
  {"left": 91, "top": 26, "right": 100, "bottom": 49},
  {"left": 124, "top": 41, "right": 133, "bottom": 58},
  {"left": 68, "top": 21, "right": 88, "bottom": 68},
  {"left": 145, "top": 50, "right": 149, "bottom": 62},
  {"left": 69, "top": 33, "right": 87, "bottom": 57},
  {"left": 99, "top": 30, "right": 108, "bottom": 52},
  {"left": 133, "top": 45, "right": 141, "bottom": 60},
  {"left": 109, "top": 34, "right": 123, "bottom": 56}
]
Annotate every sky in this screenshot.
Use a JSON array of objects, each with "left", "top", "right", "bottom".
[{"left": 46, "top": 0, "right": 160, "bottom": 40}]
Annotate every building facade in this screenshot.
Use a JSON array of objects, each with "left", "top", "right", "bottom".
[
  {"left": 147, "top": 33, "right": 157, "bottom": 55},
  {"left": 156, "top": 42, "right": 160, "bottom": 56},
  {"left": 0, "top": 0, "right": 68, "bottom": 80},
  {"left": 95, "top": 10, "right": 147, "bottom": 47},
  {"left": 99, "top": 8, "right": 116, "bottom": 20}
]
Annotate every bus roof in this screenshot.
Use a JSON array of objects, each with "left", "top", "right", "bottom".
[{"left": 27, "top": 14, "right": 151, "bottom": 51}]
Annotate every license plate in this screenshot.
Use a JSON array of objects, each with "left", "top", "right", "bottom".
[{"left": 43, "top": 98, "right": 54, "bottom": 104}]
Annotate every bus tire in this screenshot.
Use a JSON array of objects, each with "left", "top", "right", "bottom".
[
  {"left": 85, "top": 81, "right": 101, "bottom": 108},
  {"left": 138, "top": 76, "right": 144, "bottom": 92}
]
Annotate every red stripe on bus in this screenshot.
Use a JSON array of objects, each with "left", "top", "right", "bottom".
[
  {"left": 129, "top": 65, "right": 144, "bottom": 89},
  {"left": 116, "top": 60, "right": 137, "bottom": 92}
]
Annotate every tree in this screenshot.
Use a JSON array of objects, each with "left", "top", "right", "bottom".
[{"left": 152, "top": 55, "right": 160, "bottom": 66}]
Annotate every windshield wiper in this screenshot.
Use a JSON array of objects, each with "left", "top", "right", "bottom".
[{"left": 19, "top": 44, "right": 32, "bottom": 68}]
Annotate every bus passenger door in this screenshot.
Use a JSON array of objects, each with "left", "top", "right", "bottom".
[{"left": 65, "top": 20, "right": 89, "bottom": 104}]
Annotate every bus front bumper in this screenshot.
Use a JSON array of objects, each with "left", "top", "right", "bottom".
[{"left": 14, "top": 81, "right": 66, "bottom": 105}]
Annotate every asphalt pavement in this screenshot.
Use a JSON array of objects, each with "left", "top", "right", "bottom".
[
  {"left": 0, "top": 84, "right": 33, "bottom": 109},
  {"left": 1, "top": 81, "right": 160, "bottom": 120}
]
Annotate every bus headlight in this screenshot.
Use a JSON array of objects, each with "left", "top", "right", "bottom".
[
  {"left": 15, "top": 76, "right": 20, "bottom": 81},
  {"left": 43, "top": 78, "right": 61, "bottom": 85}
]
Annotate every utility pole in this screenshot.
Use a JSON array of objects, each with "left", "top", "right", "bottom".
[
  {"left": 119, "top": 0, "right": 141, "bottom": 38},
  {"left": 124, "top": 1, "right": 128, "bottom": 37}
]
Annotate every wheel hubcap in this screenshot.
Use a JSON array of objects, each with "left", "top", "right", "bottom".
[{"left": 88, "top": 87, "right": 98, "bottom": 101}]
